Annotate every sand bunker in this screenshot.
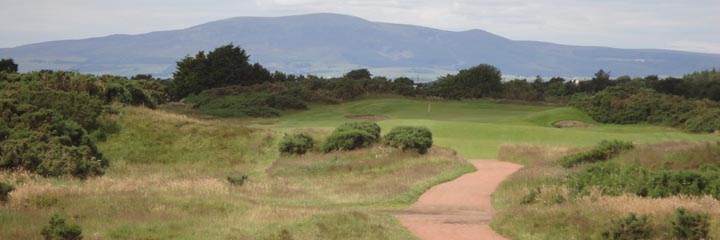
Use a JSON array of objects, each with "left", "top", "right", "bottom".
[
  {"left": 552, "top": 120, "right": 594, "bottom": 128},
  {"left": 344, "top": 114, "right": 389, "bottom": 121}
]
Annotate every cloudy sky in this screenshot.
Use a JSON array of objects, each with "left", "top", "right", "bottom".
[{"left": 1, "top": 0, "right": 719, "bottom": 53}]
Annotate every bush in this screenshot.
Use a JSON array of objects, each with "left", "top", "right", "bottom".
[
  {"left": 560, "top": 140, "right": 634, "bottom": 168},
  {"left": 383, "top": 126, "right": 433, "bottom": 154},
  {"left": 672, "top": 208, "right": 711, "bottom": 240},
  {"left": 601, "top": 213, "right": 654, "bottom": 240},
  {"left": 569, "top": 163, "right": 720, "bottom": 199},
  {"left": 41, "top": 214, "right": 83, "bottom": 240},
  {"left": 226, "top": 174, "right": 249, "bottom": 186},
  {"left": 335, "top": 121, "right": 381, "bottom": 141},
  {"left": 322, "top": 130, "right": 375, "bottom": 152},
  {"left": 568, "top": 163, "right": 652, "bottom": 197},
  {"left": 0, "top": 182, "right": 14, "bottom": 202},
  {"left": 569, "top": 85, "right": 720, "bottom": 133},
  {"left": 279, "top": 133, "right": 314, "bottom": 155}
]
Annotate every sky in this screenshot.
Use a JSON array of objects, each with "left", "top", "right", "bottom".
[{"left": 1, "top": 0, "right": 719, "bottom": 53}]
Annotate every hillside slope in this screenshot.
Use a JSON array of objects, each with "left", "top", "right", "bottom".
[{"left": 1, "top": 13, "right": 719, "bottom": 78}]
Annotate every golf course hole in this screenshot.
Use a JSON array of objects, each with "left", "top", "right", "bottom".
[
  {"left": 344, "top": 114, "right": 389, "bottom": 121},
  {"left": 552, "top": 120, "right": 594, "bottom": 128}
]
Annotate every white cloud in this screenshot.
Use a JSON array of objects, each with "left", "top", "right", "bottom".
[{"left": 1, "top": 0, "right": 719, "bottom": 53}]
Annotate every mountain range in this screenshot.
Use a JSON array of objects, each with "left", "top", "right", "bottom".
[{"left": 1, "top": 13, "right": 719, "bottom": 80}]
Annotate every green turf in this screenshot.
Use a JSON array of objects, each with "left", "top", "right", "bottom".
[{"left": 266, "top": 97, "right": 720, "bottom": 158}]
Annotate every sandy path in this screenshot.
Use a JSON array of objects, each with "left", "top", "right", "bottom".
[{"left": 393, "top": 160, "right": 523, "bottom": 240}]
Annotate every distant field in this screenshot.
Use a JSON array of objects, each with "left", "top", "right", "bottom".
[{"left": 267, "top": 97, "right": 720, "bottom": 158}]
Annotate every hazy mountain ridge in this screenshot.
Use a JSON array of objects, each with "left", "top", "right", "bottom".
[{"left": 1, "top": 13, "right": 719, "bottom": 79}]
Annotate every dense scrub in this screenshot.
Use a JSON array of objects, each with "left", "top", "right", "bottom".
[
  {"left": 672, "top": 208, "right": 711, "bottom": 240},
  {"left": 41, "top": 214, "right": 83, "bottom": 240},
  {"left": 568, "top": 162, "right": 720, "bottom": 199},
  {"left": 279, "top": 133, "right": 315, "bottom": 155},
  {"left": 383, "top": 126, "right": 433, "bottom": 154},
  {"left": 185, "top": 91, "right": 306, "bottom": 118},
  {"left": 602, "top": 213, "right": 654, "bottom": 240},
  {"left": 0, "top": 71, "right": 166, "bottom": 177},
  {"left": 570, "top": 85, "right": 720, "bottom": 133},
  {"left": 321, "top": 122, "right": 381, "bottom": 152},
  {"left": 559, "top": 140, "right": 634, "bottom": 168}
]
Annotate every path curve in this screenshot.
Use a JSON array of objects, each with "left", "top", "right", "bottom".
[{"left": 393, "top": 160, "right": 523, "bottom": 240}]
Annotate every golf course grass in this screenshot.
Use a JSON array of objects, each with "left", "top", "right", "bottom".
[
  {"left": 268, "top": 97, "right": 719, "bottom": 158},
  {"left": 2, "top": 96, "right": 718, "bottom": 239}
]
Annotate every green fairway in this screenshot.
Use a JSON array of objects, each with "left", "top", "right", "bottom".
[{"left": 267, "top": 97, "right": 720, "bottom": 158}]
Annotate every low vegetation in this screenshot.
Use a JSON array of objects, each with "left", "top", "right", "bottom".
[
  {"left": 278, "top": 133, "right": 315, "bottom": 155},
  {"left": 559, "top": 140, "right": 634, "bottom": 168},
  {"left": 322, "top": 122, "right": 381, "bottom": 153},
  {"left": 0, "top": 181, "right": 14, "bottom": 202},
  {"left": 492, "top": 142, "right": 720, "bottom": 239},
  {"left": 602, "top": 213, "right": 654, "bottom": 240},
  {"left": 383, "top": 126, "right": 433, "bottom": 154},
  {"left": 41, "top": 214, "right": 83, "bottom": 240},
  {"left": 672, "top": 208, "right": 711, "bottom": 240}
]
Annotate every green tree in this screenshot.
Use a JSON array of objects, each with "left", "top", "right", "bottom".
[
  {"left": 433, "top": 64, "right": 502, "bottom": 99},
  {"left": 392, "top": 77, "right": 415, "bottom": 96},
  {"left": 344, "top": 69, "right": 372, "bottom": 80},
  {"left": 170, "top": 44, "right": 270, "bottom": 99},
  {"left": 0, "top": 58, "right": 18, "bottom": 73}
]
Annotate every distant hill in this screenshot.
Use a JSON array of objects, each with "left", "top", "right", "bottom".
[{"left": 1, "top": 13, "right": 719, "bottom": 79}]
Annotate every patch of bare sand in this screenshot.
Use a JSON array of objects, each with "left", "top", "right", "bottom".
[{"left": 392, "top": 160, "right": 523, "bottom": 240}]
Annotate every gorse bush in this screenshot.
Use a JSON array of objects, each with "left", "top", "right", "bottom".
[
  {"left": 672, "top": 208, "right": 711, "bottom": 240},
  {"left": 383, "top": 126, "right": 433, "bottom": 154},
  {"left": 601, "top": 213, "right": 654, "bottom": 240},
  {"left": 334, "top": 121, "right": 382, "bottom": 141},
  {"left": 185, "top": 91, "right": 306, "bottom": 118},
  {"left": 0, "top": 71, "right": 168, "bottom": 178},
  {"left": 570, "top": 85, "right": 720, "bottom": 133},
  {"left": 279, "top": 133, "right": 314, "bottom": 155},
  {"left": 0, "top": 100, "right": 107, "bottom": 178},
  {"left": 0, "top": 182, "right": 14, "bottom": 202},
  {"left": 568, "top": 163, "right": 652, "bottom": 197},
  {"left": 568, "top": 163, "right": 720, "bottom": 199},
  {"left": 560, "top": 140, "right": 634, "bottom": 168},
  {"left": 41, "top": 214, "right": 83, "bottom": 240},
  {"left": 321, "top": 122, "right": 381, "bottom": 152},
  {"left": 322, "top": 130, "right": 375, "bottom": 153}
]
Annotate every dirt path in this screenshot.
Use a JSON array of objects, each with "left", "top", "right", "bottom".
[{"left": 393, "top": 160, "right": 523, "bottom": 240}]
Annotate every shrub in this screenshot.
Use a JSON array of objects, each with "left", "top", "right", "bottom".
[
  {"left": 0, "top": 182, "right": 14, "bottom": 202},
  {"left": 601, "top": 213, "right": 654, "bottom": 240},
  {"left": 560, "top": 140, "right": 634, "bottom": 168},
  {"left": 322, "top": 130, "right": 375, "bottom": 152},
  {"left": 227, "top": 174, "right": 249, "bottom": 186},
  {"left": 41, "top": 214, "right": 83, "bottom": 240},
  {"left": 569, "top": 163, "right": 720, "bottom": 199},
  {"left": 568, "top": 163, "right": 652, "bottom": 197},
  {"left": 384, "top": 126, "right": 433, "bottom": 154},
  {"left": 335, "top": 121, "right": 381, "bottom": 141},
  {"left": 279, "top": 133, "right": 314, "bottom": 155},
  {"left": 647, "top": 171, "right": 708, "bottom": 198},
  {"left": 672, "top": 208, "right": 711, "bottom": 240}
]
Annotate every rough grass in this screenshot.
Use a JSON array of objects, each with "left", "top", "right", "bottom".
[
  {"left": 0, "top": 106, "right": 470, "bottom": 239},
  {"left": 491, "top": 143, "right": 720, "bottom": 240}
]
